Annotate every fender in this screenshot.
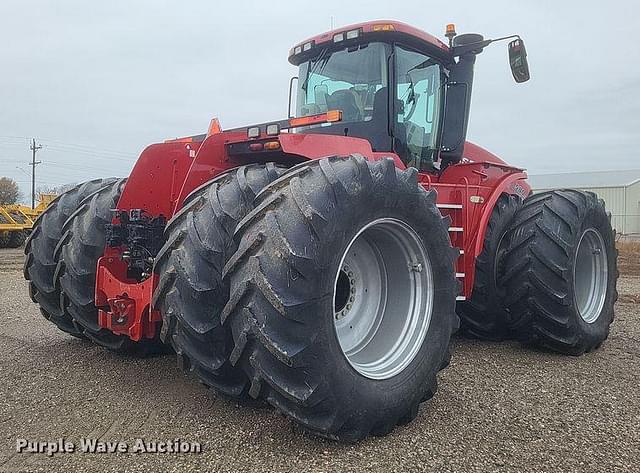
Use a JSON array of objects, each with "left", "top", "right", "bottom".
[
  {"left": 174, "top": 131, "right": 404, "bottom": 212},
  {"left": 472, "top": 170, "right": 530, "bottom": 261},
  {"left": 430, "top": 160, "right": 530, "bottom": 298}
]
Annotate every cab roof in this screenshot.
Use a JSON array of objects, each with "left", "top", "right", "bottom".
[{"left": 289, "top": 20, "right": 450, "bottom": 65}]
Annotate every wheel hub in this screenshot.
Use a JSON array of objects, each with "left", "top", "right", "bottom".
[
  {"left": 333, "top": 218, "right": 433, "bottom": 380},
  {"left": 574, "top": 228, "right": 608, "bottom": 324},
  {"left": 334, "top": 264, "right": 357, "bottom": 320}
]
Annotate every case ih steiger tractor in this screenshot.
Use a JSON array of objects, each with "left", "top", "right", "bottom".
[{"left": 24, "top": 21, "right": 618, "bottom": 441}]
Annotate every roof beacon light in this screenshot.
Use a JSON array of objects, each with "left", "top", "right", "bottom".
[
  {"left": 333, "top": 32, "right": 345, "bottom": 42},
  {"left": 445, "top": 23, "right": 457, "bottom": 47},
  {"left": 303, "top": 41, "right": 313, "bottom": 52},
  {"left": 294, "top": 45, "right": 302, "bottom": 55}
]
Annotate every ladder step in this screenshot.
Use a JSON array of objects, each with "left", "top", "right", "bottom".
[
  {"left": 455, "top": 273, "right": 465, "bottom": 278},
  {"left": 437, "top": 203, "right": 463, "bottom": 209},
  {"left": 448, "top": 227, "right": 464, "bottom": 232},
  {"left": 456, "top": 296, "right": 466, "bottom": 301}
]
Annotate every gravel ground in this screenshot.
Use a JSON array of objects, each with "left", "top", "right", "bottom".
[{"left": 0, "top": 246, "right": 638, "bottom": 473}]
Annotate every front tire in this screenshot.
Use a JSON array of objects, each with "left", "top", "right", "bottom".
[
  {"left": 222, "top": 156, "right": 459, "bottom": 441},
  {"left": 502, "top": 190, "right": 618, "bottom": 355}
]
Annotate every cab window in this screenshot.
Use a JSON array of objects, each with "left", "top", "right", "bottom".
[{"left": 394, "top": 46, "right": 443, "bottom": 169}]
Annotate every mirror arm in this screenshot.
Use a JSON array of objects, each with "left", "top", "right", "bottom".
[{"left": 451, "top": 34, "right": 521, "bottom": 57}]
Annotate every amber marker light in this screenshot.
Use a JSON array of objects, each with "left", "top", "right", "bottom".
[
  {"left": 264, "top": 141, "right": 281, "bottom": 150},
  {"left": 372, "top": 24, "right": 395, "bottom": 32},
  {"left": 289, "top": 110, "right": 342, "bottom": 128}
]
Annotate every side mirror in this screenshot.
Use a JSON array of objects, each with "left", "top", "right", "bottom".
[{"left": 508, "top": 39, "right": 530, "bottom": 83}]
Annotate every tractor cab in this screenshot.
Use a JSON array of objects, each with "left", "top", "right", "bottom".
[
  {"left": 289, "top": 21, "right": 530, "bottom": 171},
  {"left": 290, "top": 25, "right": 447, "bottom": 171}
]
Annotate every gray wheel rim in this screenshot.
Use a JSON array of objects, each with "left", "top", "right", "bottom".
[
  {"left": 574, "top": 228, "right": 608, "bottom": 324},
  {"left": 333, "top": 218, "right": 433, "bottom": 380}
]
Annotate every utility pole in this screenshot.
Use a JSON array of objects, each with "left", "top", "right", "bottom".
[{"left": 29, "top": 139, "right": 42, "bottom": 209}]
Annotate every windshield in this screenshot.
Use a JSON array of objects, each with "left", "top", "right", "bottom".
[{"left": 296, "top": 42, "right": 390, "bottom": 124}]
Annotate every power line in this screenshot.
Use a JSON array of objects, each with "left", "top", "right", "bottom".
[
  {"left": 42, "top": 145, "right": 136, "bottom": 163},
  {"left": 0, "top": 135, "right": 137, "bottom": 159}
]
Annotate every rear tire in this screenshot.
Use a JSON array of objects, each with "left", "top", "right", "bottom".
[
  {"left": 24, "top": 179, "right": 118, "bottom": 337},
  {"left": 502, "top": 190, "right": 618, "bottom": 355},
  {"left": 152, "top": 164, "right": 285, "bottom": 397},
  {"left": 222, "top": 156, "right": 459, "bottom": 441},
  {"left": 55, "top": 179, "right": 162, "bottom": 354},
  {"left": 458, "top": 194, "right": 521, "bottom": 340}
]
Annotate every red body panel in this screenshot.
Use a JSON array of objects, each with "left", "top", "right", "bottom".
[
  {"left": 117, "top": 141, "right": 202, "bottom": 216},
  {"left": 96, "top": 129, "right": 530, "bottom": 339}
]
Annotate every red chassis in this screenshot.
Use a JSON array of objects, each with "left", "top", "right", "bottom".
[{"left": 95, "top": 125, "right": 530, "bottom": 341}]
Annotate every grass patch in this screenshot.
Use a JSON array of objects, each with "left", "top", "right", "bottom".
[{"left": 617, "top": 239, "right": 640, "bottom": 277}]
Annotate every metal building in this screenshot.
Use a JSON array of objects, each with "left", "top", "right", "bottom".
[{"left": 527, "top": 170, "right": 640, "bottom": 235}]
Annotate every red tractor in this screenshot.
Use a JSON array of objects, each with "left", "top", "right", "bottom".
[{"left": 24, "top": 21, "right": 618, "bottom": 441}]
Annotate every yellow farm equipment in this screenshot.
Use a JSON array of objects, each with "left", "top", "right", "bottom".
[{"left": 0, "top": 194, "right": 56, "bottom": 248}]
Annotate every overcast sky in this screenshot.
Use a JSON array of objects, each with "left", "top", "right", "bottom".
[{"left": 1, "top": 0, "right": 638, "bottom": 201}]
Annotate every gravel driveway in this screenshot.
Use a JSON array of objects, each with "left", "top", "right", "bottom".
[{"left": 0, "top": 247, "right": 638, "bottom": 472}]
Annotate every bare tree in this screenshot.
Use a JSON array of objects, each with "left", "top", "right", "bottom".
[
  {"left": 0, "top": 177, "right": 21, "bottom": 204},
  {"left": 36, "top": 183, "right": 76, "bottom": 196}
]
